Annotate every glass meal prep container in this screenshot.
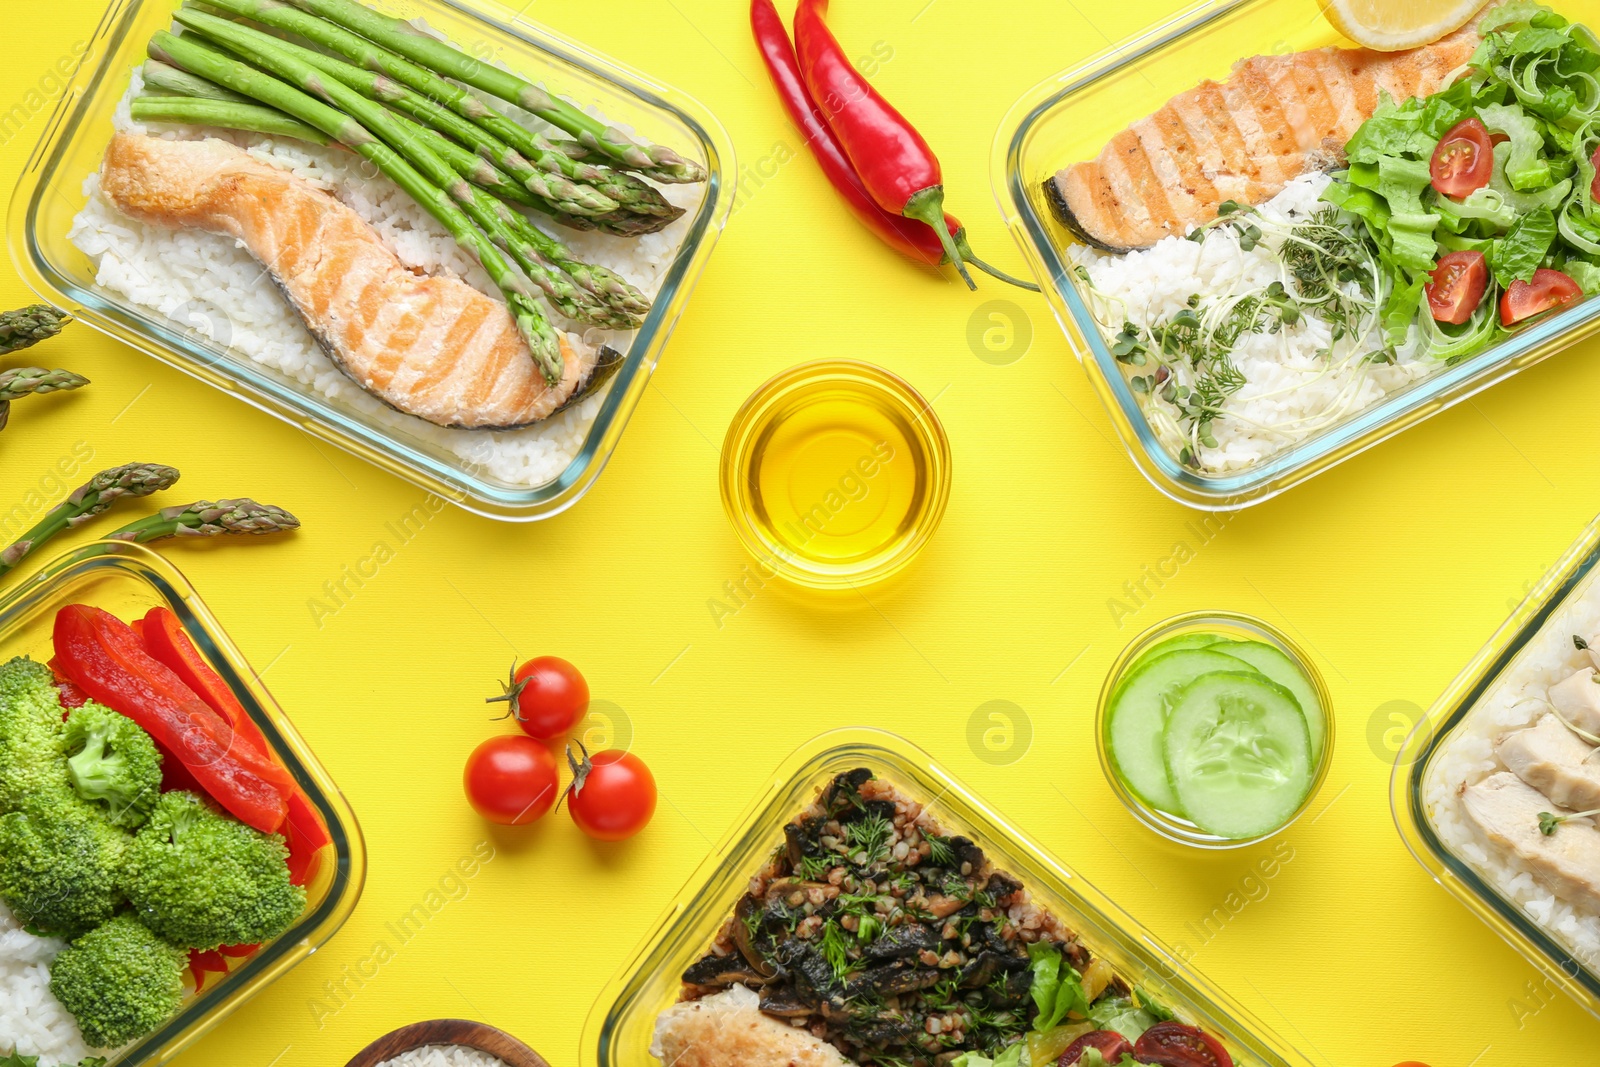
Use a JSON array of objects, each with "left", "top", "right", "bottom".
[
  {"left": 8, "top": 0, "right": 734, "bottom": 522},
  {"left": 992, "top": 0, "right": 1600, "bottom": 511},
  {"left": 0, "top": 541, "right": 365, "bottom": 1065},
  {"left": 1392, "top": 513, "right": 1600, "bottom": 1021},
  {"left": 583, "top": 728, "right": 1317, "bottom": 1067}
]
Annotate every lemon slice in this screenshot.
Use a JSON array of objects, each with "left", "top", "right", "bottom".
[{"left": 1320, "top": 0, "right": 1488, "bottom": 50}]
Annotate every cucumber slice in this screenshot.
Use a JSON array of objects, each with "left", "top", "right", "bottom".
[
  {"left": 1207, "top": 640, "right": 1324, "bottom": 762},
  {"left": 1163, "top": 671, "right": 1313, "bottom": 840},
  {"left": 1125, "top": 632, "right": 1226, "bottom": 676},
  {"left": 1106, "top": 648, "right": 1262, "bottom": 814}
]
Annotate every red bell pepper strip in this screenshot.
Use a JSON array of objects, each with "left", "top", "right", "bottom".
[
  {"left": 52, "top": 605, "right": 292, "bottom": 833},
  {"left": 793, "top": 0, "right": 973, "bottom": 287},
  {"left": 188, "top": 949, "right": 228, "bottom": 992},
  {"left": 750, "top": 0, "right": 1037, "bottom": 291},
  {"left": 139, "top": 608, "right": 272, "bottom": 757},
  {"left": 139, "top": 607, "right": 330, "bottom": 881},
  {"left": 47, "top": 662, "right": 89, "bottom": 709}
]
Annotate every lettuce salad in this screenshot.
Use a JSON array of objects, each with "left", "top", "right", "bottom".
[{"left": 1327, "top": 0, "right": 1600, "bottom": 357}]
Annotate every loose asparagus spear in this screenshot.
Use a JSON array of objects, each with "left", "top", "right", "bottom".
[
  {"left": 190, "top": 0, "right": 680, "bottom": 219},
  {"left": 107, "top": 499, "right": 301, "bottom": 543},
  {"left": 141, "top": 59, "right": 252, "bottom": 103},
  {"left": 132, "top": 95, "right": 332, "bottom": 144},
  {"left": 150, "top": 31, "right": 563, "bottom": 384},
  {"left": 283, "top": 0, "right": 704, "bottom": 181},
  {"left": 0, "top": 367, "right": 90, "bottom": 401},
  {"left": 0, "top": 306, "right": 70, "bottom": 356},
  {"left": 0, "top": 463, "right": 182, "bottom": 577}
]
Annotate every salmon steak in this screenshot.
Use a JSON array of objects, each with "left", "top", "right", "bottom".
[
  {"left": 98, "top": 133, "right": 616, "bottom": 430},
  {"left": 1046, "top": 19, "right": 1485, "bottom": 250}
]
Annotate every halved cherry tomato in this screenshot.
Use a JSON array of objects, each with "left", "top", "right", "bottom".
[
  {"left": 1425, "top": 250, "right": 1489, "bottom": 324},
  {"left": 1500, "top": 268, "right": 1583, "bottom": 325},
  {"left": 1133, "top": 1022, "right": 1234, "bottom": 1067},
  {"left": 487, "top": 656, "right": 589, "bottom": 740},
  {"left": 1431, "top": 118, "right": 1495, "bottom": 198},
  {"left": 464, "top": 735, "right": 560, "bottom": 825},
  {"left": 1058, "top": 1030, "right": 1134, "bottom": 1066},
  {"left": 1590, "top": 144, "right": 1600, "bottom": 203}
]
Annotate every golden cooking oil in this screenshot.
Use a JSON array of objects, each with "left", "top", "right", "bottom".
[{"left": 722, "top": 362, "right": 951, "bottom": 587}]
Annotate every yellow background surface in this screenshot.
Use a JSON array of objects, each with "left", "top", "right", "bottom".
[{"left": 0, "top": 0, "right": 1591, "bottom": 1063}]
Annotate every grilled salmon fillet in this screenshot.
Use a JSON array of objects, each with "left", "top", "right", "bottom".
[
  {"left": 1046, "top": 18, "right": 1486, "bottom": 250},
  {"left": 98, "top": 133, "right": 611, "bottom": 430}
]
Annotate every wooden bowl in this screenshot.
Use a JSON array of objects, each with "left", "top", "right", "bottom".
[{"left": 343, "top": 1019, "right": 553, "bottom": 1067}]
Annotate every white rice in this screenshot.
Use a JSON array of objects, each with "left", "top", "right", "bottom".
[
  {"left": 69, "top": 65, "right": 702, "bottom": 490},
  {"left": 0, "top": 902, "right": 94, "bottom": 1067},
  {"left": 1425, "top": 575, "right": 1600, "bottom": 977},
  {"left": 376, "top": 1046, "right": 507, "bottom": 1067},
  {"left": 1070, "top": 172, "right": 1438, "bottom": 474}
]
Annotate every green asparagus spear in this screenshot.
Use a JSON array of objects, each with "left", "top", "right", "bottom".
[
  {"left": 547, "top": 139, "right": 708, "bottom": 188},
  {"left": 282, "top": 0, "right": 704, "bottom": 181},
  {"left": 107, "top": 499, "right": 301, "bottom": 543},
  {"left": 0, "top": 306, "right": 69, "bottom": 356},
  {"left": 141, "top": 59, "right": 252, "bottom": 103},
  {"left": 189, "top": 0, "right": 681, "bottom": 219},
  {"left": 170, "top": 15, "right": 590, "bottom": 368},
  {"left": 132, "top": 95, "right": 332, "bottom": 144},
  {"left": 150, "top": 30, "right": 563, "bottom": 384},
  {"left": 0, "top": 463, "right": 182, "bottom": 577},
  {"left": 0, "top": 367, "right": 90, "bottom": 401}
]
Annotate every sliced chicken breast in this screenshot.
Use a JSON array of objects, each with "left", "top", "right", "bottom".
[
  {"left": 1045, "top": 17, "right": 1484, "bottom": 250},
  {"left": 1548, "top": 668, "right": 1600, "bottom": 740},
  {"left": 1463, "top": 772, "right": 1600, "bottom": 913},
  {"left": 98, "top": 133, "right": 615, "bottom": 430},
  {"left": 1498, "top": 713, "right": 1600, "bottom": 813}
]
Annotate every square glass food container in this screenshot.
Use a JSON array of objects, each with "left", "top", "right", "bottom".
[
  {"left": 582, "top": 728, "right": 1316, "bottom": 1067},
  {"left": 9, "top": 0, "right": 734, "bottom": 522},
  {"left": 992, "top": 0, "right": 1600, "bottom": 511},
  {"left": 1391, "top": 513, "right": 1600, "bottom": 1020},
  {"left": 0, "top": 540, "right": 366, "bottom": 1065}
]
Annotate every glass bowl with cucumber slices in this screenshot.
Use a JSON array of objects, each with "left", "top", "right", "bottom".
[{"left": 1097, "top": 612, "right": 1335, "bottom": 848}]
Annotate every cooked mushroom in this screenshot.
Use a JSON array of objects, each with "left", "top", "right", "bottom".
[
  {"left": 852, "top": 959, "right": 943, "bottom": 996},
  {"left": 732, "top": 893, "right": 778, "bottom": 977},
  {"left": 681, "top": 950, "right": 768, "bottom": 988},
  {"left": 863, "top": 921, "right": 939, "bottom": 961},
  {"left": 758, "top": 982, "right": 812, "bottom": 1017}
]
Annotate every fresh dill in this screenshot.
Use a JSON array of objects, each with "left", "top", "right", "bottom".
[
  {"left": 820, "top": 919, "right": 858, "bottom": 983},
  {"left": 796, "top": 853, "right": 831, "bottom": 881},
  {"left": 845, "top": 813, "right": 893, "bottom": 865},
  {"left": 925, "top": 834, "right": 957, "bottom": 867}
]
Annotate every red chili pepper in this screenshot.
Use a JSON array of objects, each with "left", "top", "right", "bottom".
[
  {"left": 52, "top": 605, "right": 292, "bottom": 834},
  {"left": 750, "top": 0, "right": 1036, "bottom": 290},
  {"left": 793, "top": 0, "right": 973, "bottom": 287},
  {"left": 137, "top": 607, "right": 331, "bottom": 881}
]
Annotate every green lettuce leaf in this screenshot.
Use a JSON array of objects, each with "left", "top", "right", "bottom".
[
  {"left": 1345, "top": 94, "right": 1436, "bottom": 164},
  {"left": 1491, "top": 205, "right": 1558, "bottom": 284},
  {"left": 1478, "top": 102, "right": 1553, "bottom": 191},
  {"left": 1480, "top": 0, "right": 1552, "bottom": 35},
  {"left": 1563, "top": 259, "right": 1600, "bottom": 292},
  {"left": 1027, "top": 941, "right": 1089, "bottom": 1032},
  {"left": 1086, "top": 996, "right": 1158, "bottom": 1041}
]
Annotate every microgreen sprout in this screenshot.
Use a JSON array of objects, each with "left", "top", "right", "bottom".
[{"left": 1539, "top": 807, "right": 1600, "bottom": 835}]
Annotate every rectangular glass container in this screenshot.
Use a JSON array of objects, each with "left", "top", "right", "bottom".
[
  {"left": 1392, "top": 513, "right": 1600, "bottom": 1021},
  {"left": 583, "top": 728, "right": 1317, "bottom": 1067},
  {"left": 8, "top": 0, "right": 734, "bottom": 521},
  {"left": 0, "top": 541, "right": 366, "bottom": 1065},
  {"left": 992, "top": 0, "right": 1600, "bottom": 510}
]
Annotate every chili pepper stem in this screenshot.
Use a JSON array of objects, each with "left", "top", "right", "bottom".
[
  {"left": 903, "top": 187, "right": 974, "bottom": 289},
  {"left": 956, "top": 236, "right": 1041, "bottom": 293}
]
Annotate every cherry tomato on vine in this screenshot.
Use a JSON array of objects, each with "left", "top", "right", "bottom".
[
  {"left": 463, "top": 735, "right": 560, "bottom": 825},
  {"left": 1430, "top": 118, "right": 1494, "bottom": 198},
  {"left": 564, "top": 742, "right": 657, "bottom": 841},
  {"left": 486, "top": 656, "right": 589, "bottom": 740}
]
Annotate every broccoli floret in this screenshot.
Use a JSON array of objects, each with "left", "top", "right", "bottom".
[
  {"left": 124, "top": 791, "right": 305, "bottom": 950},
  {"left": 0, "top": 656, "right": 71, "bottom": 812},
  {"left": 62, "top": 702, "right": 162, "bottom": 829},
  {"left": 0, "top": 791, "right": 127, "bottom": 938},
  {"left": 49, "top": 914, "right": 185, "bottom": 1049}
]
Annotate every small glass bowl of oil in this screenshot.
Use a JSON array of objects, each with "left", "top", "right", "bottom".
[{"left": 720, "top": 360, "right": 951, "bottom": 589}]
